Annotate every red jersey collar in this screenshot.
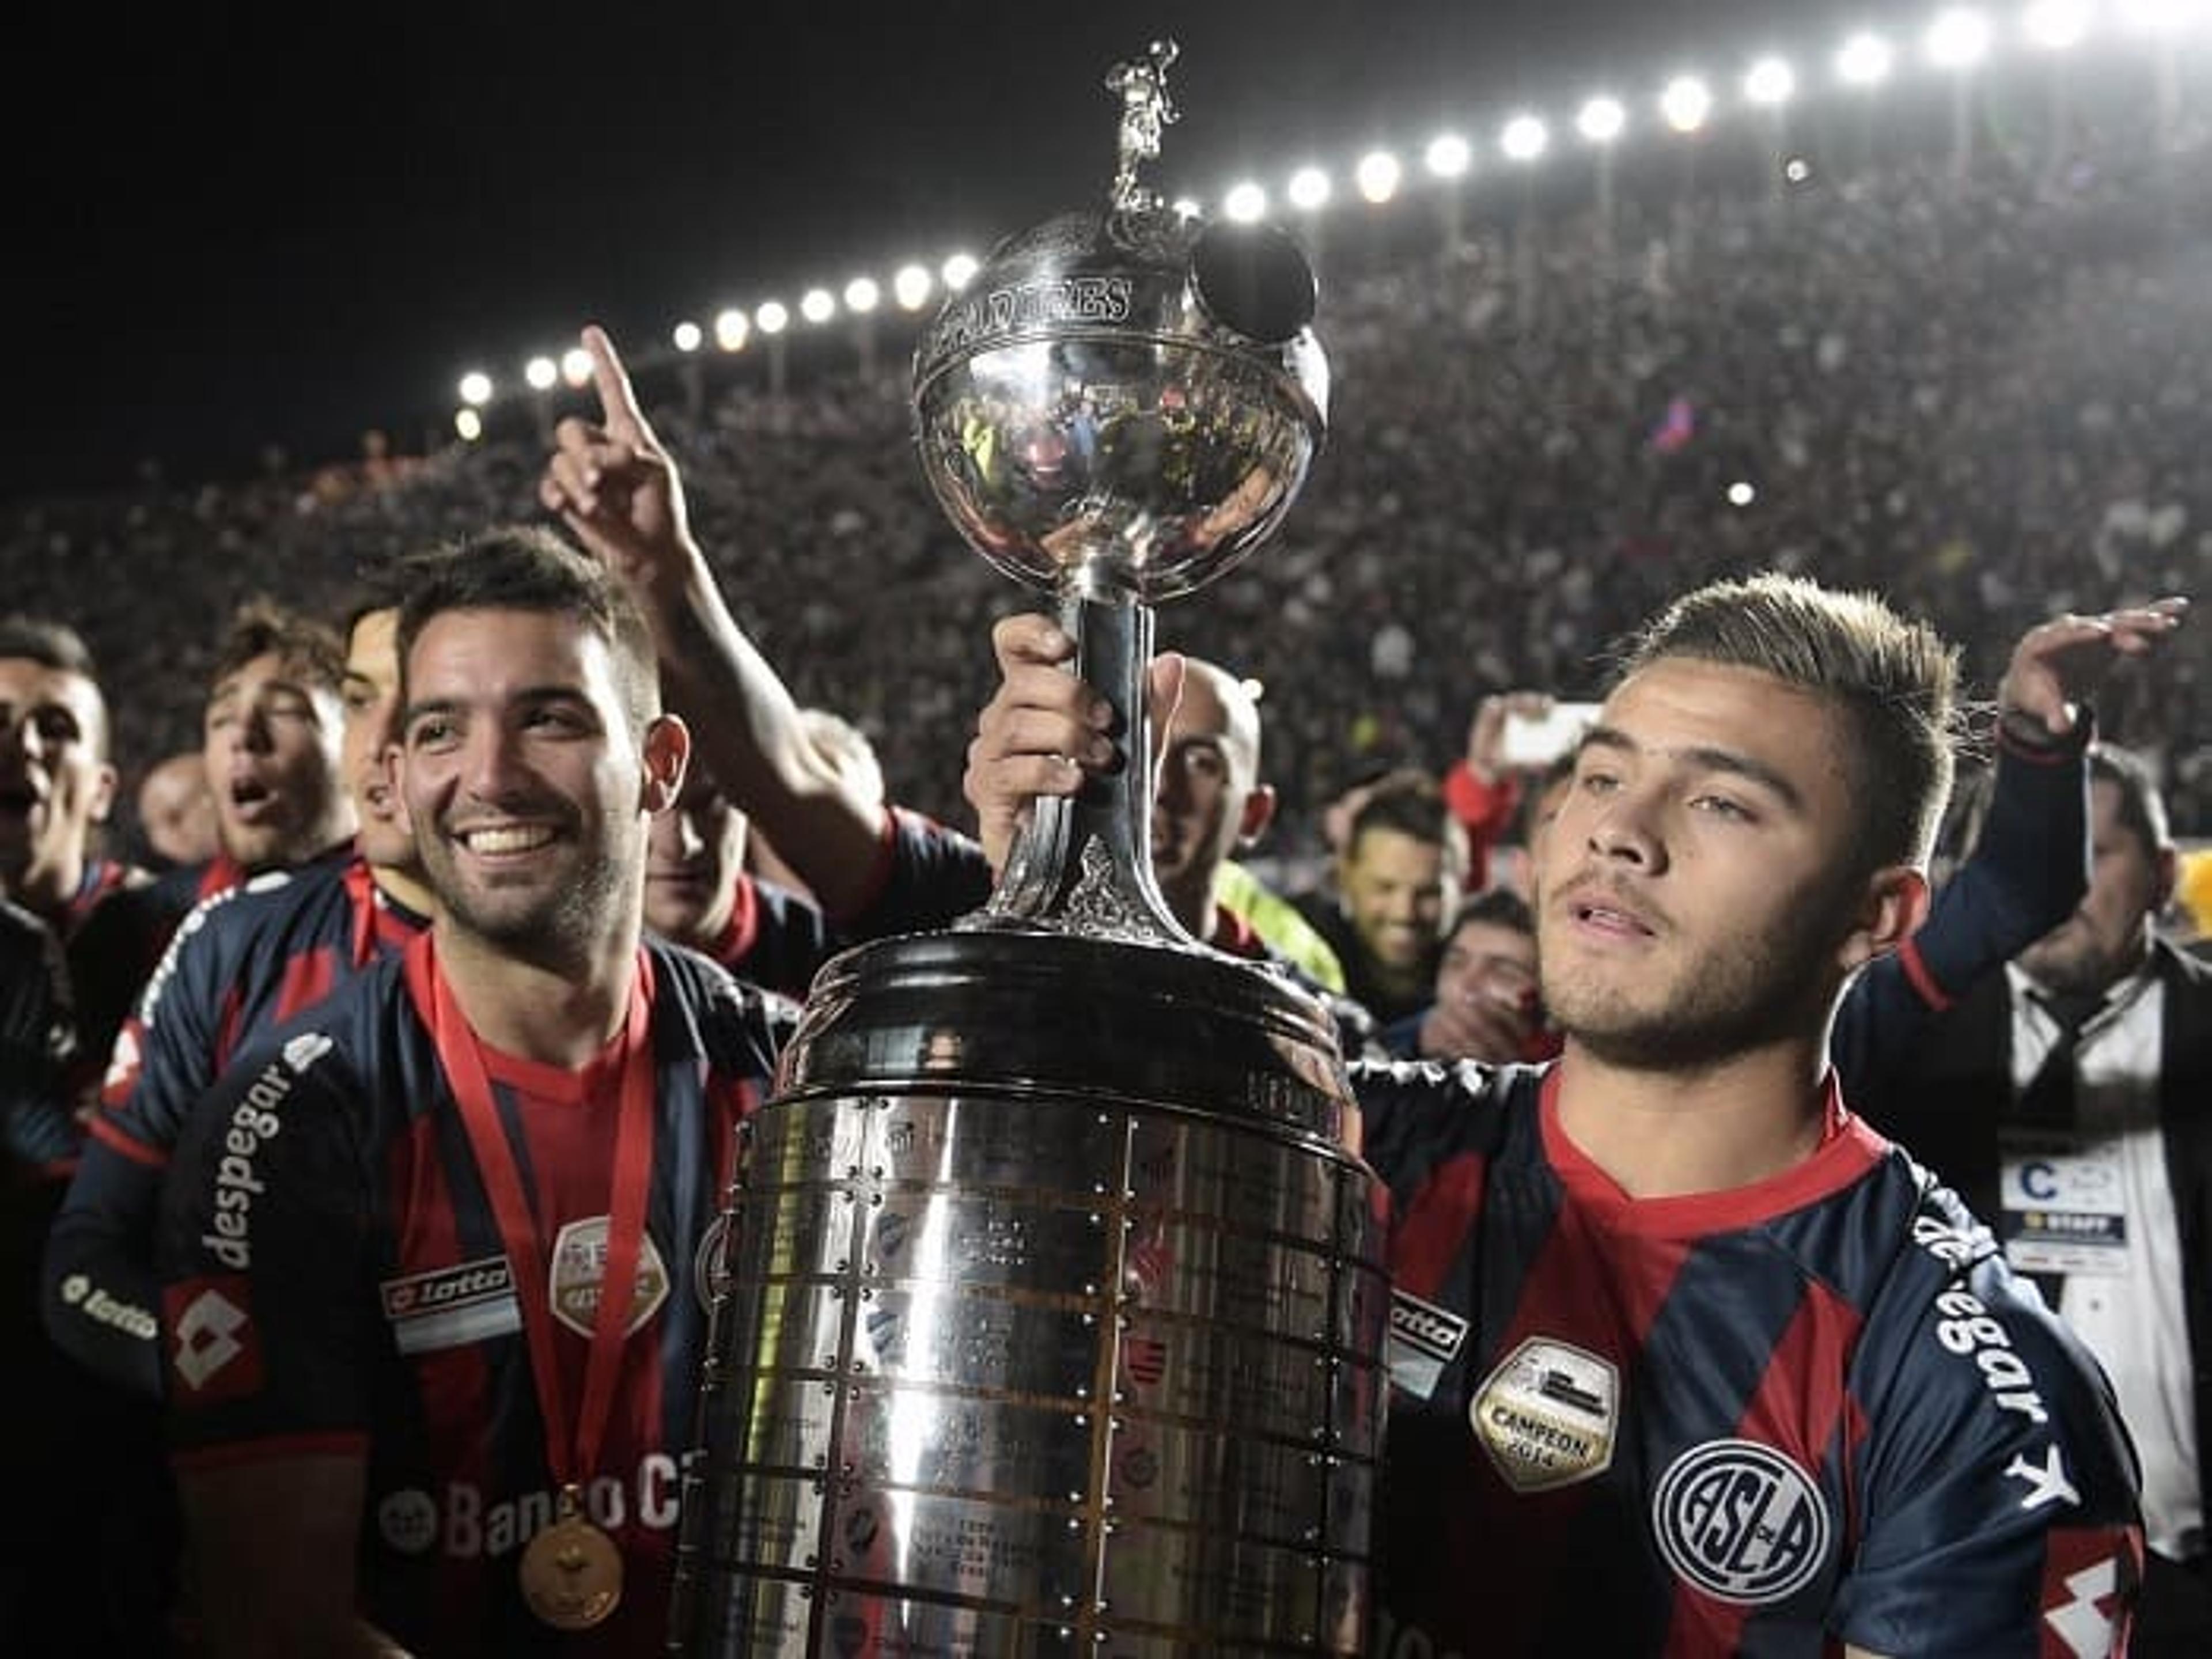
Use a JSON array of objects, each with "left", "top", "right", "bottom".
[{"left": 1539, "top": 1065, "right": 1885, "bottom": 1238}]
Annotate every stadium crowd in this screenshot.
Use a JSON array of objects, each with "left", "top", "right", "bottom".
[{"left": 3, "top": 108, "right": 2206, "bottom": 866}]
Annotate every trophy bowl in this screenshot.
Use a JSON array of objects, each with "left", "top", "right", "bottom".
[{"left": 912, "top": 207, "right": 1330, "bottom": 605}]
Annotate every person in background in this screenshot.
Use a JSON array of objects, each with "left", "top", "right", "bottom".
[
  {"left": 1440, "top": 688, "right": 1585, "bottom": 896},
  {"left": 1378, "top": 887, "right": 1550, "bottom": 1063},
  {"left": 67, "top": 600, "right": 357, "bottom": 1106},
  {"left": 134, "top": 750, "right": 220, "bottom": 872},
  {"left": 1862, "top": 739, "right": 2211, "bottom": 1654},
  {"left": 1291, "top": 769, "right": 1456, "bottom": 1024},
  {"left": 50, "top": 581, "right": 435, "bottom": 1400},
  {"left": 0, "top": 617, "right": 172, "bottom": 1659},
  {"left": 643, "top": 757, "right": 837, "bottom": 999}
]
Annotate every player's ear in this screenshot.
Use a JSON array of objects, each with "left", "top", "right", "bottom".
[
  {"left": 1837, "top": 864, "right": 1929, "bottom": 974},
  {"left": 641, "top": 714, "right": 690, "bottom": 815},
  {"left": 1236, "top": 782, "right": 1277, "bottom": 849}
]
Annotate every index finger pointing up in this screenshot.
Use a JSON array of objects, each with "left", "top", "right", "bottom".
[{"left": 582, "top": 323, "right": 652, "bottom": 445}]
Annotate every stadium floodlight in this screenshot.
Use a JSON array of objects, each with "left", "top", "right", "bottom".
[
  {"left": 672, "top": 321, "right": 703, "bottom": 353},
  {"left": 1424, "top": 132, "right": 1472, "bottom": 178},
  {"left": 560, "top": 347, "right": 593, "bottom": 388},
  {"left": 844, "top": 277, "right": 881, "bottom": 314},
  {"left": 756, "top": 301, "right": 790, "bottom": 336},
  {"left": 1223, "top": 180, "right": 1269, "bottom": 222},
  {"left": 2024, "top": 0, "right": 2094, "bottom": 46},
  {"left": 1926, "top": 7, "right": 1993, "bottom": 66},
  {"left": 458, "top": 371, "right": 493, "bottom": 407},
  {"left": 1287, "top": 166, "right": 1331, "bottom": 211},
  {"left": 454, "top": 408, "right": 483, "bottom": 442},
  {"left": 800, "top": 287, "right": 837, "bottom": 325},
  {"left": 714, "top": 309, "right": 751, "bottom": 351},
  {"left": 1660, "top": 75, "right": 1714, "bottom": 132},
  {"left": 2119, "top": 0, "right": 2206, "bottom": 30},
  {"left": 893, "top": 263, "right": 933, "bottom": 310},
  {"left": 524, "top": 356, "right": 559, "bottom": 392},
  {"left": 942, "top": 252, "right": 979, "bottom": 290},
  {"left": 1727, "top": 480, "right": 1757, "bottom": 506},
  {"left": 1500, "top": 113, "right": 1549, "bottom": 162},
  {"left": 1743, "top": 56, "right": 1797, "bottom": 105},
  {"left": 1355, "top": 149, "right": 1402, "bottom": 203},
  {"left": 1836, "top": 32, "right": 1895, "bottom": 85},
  {"left": 1577, "top": 96, "right": 1626, "bottom": 142}
]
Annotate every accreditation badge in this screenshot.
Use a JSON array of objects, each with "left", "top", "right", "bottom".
[{"left": 1998, "top": 1128, "right": 2128, "bottom": 1278}]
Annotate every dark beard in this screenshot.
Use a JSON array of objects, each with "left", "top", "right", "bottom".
[{"left": 1547, "top": 872, "right": 1859, "bottom": 1071}]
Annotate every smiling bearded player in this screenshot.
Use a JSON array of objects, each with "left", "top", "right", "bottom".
[{"left": 155, "top": 527, "right": 791, "bottom": 1658}]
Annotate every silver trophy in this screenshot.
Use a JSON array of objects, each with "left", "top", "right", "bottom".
[
  {"left": 915, "top": 36, "right": 1330, "bottom": 945},
  {"left": 675, "top": 43, "right": 1383, "bottom": 1657}
]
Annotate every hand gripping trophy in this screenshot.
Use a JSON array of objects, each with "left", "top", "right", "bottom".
[{"left": 674, "top": 43, "right": 1385, "bottom": 1658}]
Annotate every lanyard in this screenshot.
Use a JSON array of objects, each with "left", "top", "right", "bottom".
[{"left": 410, "top": 931, "right": 658, "bottom": 1490}]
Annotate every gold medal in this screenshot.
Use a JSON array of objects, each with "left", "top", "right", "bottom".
[{"left": 517, "top": 1486, "right": 624, "bottom": 1630}]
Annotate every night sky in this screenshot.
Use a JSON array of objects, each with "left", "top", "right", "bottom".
[{"left": 10, "top": 0, "right": 1907, "bottom": 503}]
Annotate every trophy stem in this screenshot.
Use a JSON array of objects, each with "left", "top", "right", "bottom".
[{"left": 979, "top": 583, "right": 1188, "bottom": 945}]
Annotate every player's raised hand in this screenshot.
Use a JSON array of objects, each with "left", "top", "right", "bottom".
[
  {"left": 1998, "top": 595, "right": 2188, "bottom": 743},
  {"left": 537, "top": 324, "right": 695, "bottom": 598}
]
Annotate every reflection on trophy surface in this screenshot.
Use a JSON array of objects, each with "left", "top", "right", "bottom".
[{"left": 675, "top": 40, "right": 1387, "bottom": 1657}]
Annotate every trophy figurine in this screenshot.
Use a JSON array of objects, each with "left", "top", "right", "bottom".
[{"left": 675, "top": 42, "right": 1385, "bottom": 1657}]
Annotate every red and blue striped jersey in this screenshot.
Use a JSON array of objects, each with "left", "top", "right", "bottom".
[
  {"left": 155, "top": 937, "right": 792, "bottom": 1658},
  {"left": 96, "top": 854, "right": 425, "bottom": 1160},
  {"left": 46, "top": 854, "right": 426, "bottom": 1396},
  {"left": 1356, "top": 1059, "right": 2144, "bottom": 1658}
]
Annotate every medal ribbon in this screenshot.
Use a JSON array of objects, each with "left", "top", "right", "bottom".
[{"left": 410, "top": 931, "right": 658, "bottom": 1497}]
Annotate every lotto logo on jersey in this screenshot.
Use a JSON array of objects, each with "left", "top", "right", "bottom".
[
  {"left": 2039, "top": 1524, "right": 2142, "bottom": 1657},
  {"left": 549, "top": 1217, "right": 669, "bottom": 1339},
  {"left": 1388, "top": 1287, "right": 1471, "bottom": 1402},
  {"left": 1652, "top": 1439, "right": 1832, "bottom": 1607},
  {"left": 380, "top": 1255, "right": 521, "bottom": 1356},
  {"left": 164, "top": 1277, "right": 263, "bottom": 1403}
]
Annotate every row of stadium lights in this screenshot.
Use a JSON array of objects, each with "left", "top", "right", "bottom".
[{"left": 450, "top": 0, "right": 2203, "bottom": 438}]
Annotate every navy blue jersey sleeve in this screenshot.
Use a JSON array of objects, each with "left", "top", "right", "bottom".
[
  {"left": 1834, "top": 730, "right": 2089, "bottom": 1095},
  {"left": 44, "top": 875, "right": 304, "bottom": 1397},
  {"left": 1374, "top": 1010, "right": 1425, "bottom": 1062},
  {"left": 832, "top": 806, "right": 993, "bottom": 941},
  {"left": 43, "top": 1138, "right": 168, "bottom": 1395},
  {"left": 1350, "top": 1057, "right": 1512, "bottom": 1196},
  {"left": 1834, "top": 1190, "right": 2142, "bottom": 1655},
  {"left": 65, "top": 863, "right": 204, "bottom": 1095},
  {"left": 156, "top": 1021, "right": 381, "bottom": 1464},
  {"left": 95, "top": 871, "right": 302, "bottom": 1158},
  {"left": 736, "top": 875, "right": 838, "bottom": 1001}
]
